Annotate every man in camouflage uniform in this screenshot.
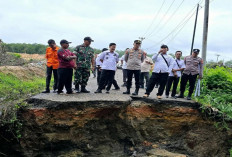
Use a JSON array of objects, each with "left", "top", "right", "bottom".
[{"left": 74, "top": 37, "right": 95, "bottom": 93}]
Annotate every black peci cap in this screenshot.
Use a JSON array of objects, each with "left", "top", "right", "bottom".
[
  {"left": 60, "top": 39, "right": 71, "bottom": 45},
  {"left": 161, "top": 44, "right": 168, "bottom": 49},
  {"left": 102, "top": 48, "right": 108, "bottom": 52},
  {"left": 84, "top": 37, "right": 94, "bottom": 42},
  {"left": 193, "top": 49, "right": 200, "bottom": 53},
  {"left": 48, "top": 39, "right": 55, "bottom": 44}
]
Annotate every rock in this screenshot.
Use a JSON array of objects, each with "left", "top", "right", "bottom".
[{"left": 146, "top": 148, "right": 187, "bottom": 157}]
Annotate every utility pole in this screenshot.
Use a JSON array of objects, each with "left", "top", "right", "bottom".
[
  {"left": 216, "top": 54, "right": 220, "bottom": 62},
  {"left": 139, "top": 37, "right": 145, "bottom": 43},
  {"left": 202, "top": 0, "right": 209, "bottom": 65},
  {"left": 190, "top": 4, "right": 200, "bottom": 55},
  {"left": 139, "top": 37, "right": 145, "bottom": 48}
]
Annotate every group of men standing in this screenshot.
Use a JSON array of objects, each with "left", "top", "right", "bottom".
[
  {"left": 42, "top": 37, "right": 95, "bottom": 94},
  {"left": 42, "top": 38, "right": 203, "bottom": 100}
]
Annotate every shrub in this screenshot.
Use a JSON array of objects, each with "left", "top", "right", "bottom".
[
  {"left": 196, "top": 66, "right": 232, "bottom": 119},
  {"left": 10, "top": 53, "right": 21, "bottom": 58}
]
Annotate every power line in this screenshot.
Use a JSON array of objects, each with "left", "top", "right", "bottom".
[
  {"left": 145, "top": 0, "right": 176, "bottom": 38},
  {"left": 142, "top": 0, "right": 166, "bottom": 37},
  {"left": 144, "top": 6, "right": 197, "bottom": 50},
  {"left": 148, "top": 0, "right": 185, "bottom": 38},
  {"left": 145, "top": 38, "right": 182, "bottom": 52},
  {"left": 147, "top": 0, "right": 204, "bottom": 39},
  {"left": 167, "top": 0, "right": 214, "bottom": 45},
  {"left": 144, "top": 0, "right": 213, "bottom": 51},
  {"left": 143, "top": 1, "right": 204, "bottom": 50},
  {"left": 148, "top": 3, "right": 198, "bottom": 40}
]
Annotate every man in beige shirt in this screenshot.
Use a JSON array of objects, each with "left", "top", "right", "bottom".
[
  {"left": 178, "top": 49, "right": 203, "bottom": 100},
  {"left": 123, "top": 40, "right": 145, "bottom": 95},
  {"left": 139, "top": 52, "right": 153, "bottom": 89}
]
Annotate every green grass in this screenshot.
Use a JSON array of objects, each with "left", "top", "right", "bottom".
[
  {"left": 194, "top": 66, "right": 232, "bottom": 120},
  {"left": 9, "top": 52, "right": 21, "bottom": 58},
  {"left": 0, "top": 72, "right": 46, "bottom": 141},
  {"left": 0, "top": 72, "right": 45, "bottom": 103}
]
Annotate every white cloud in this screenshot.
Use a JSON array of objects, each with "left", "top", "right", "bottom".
[{"left": 0, "top": 0, "right": 231, "bottom": 61}]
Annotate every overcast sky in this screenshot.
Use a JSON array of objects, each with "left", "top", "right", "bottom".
[{"left": 0, "top": 0, "right": 231, "bottom": 61}]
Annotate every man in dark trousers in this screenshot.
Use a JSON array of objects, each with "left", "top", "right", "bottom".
[
  {"left": 144, "top": 45, "right": 174, "bottom": 99},
  {"left": 57, "top": 40, "right": 76, "bottom": 94},
  {"left": 178, "top": 49, "right": 203, "bottom": 100},
  {"left": 96, "top": 48, "right": 120, "bottom": 90},
  {"left": 95, "top": 43, "right": 119, "bottom": 94},
  {"left": 123, "top": 40, "right": 144, "bottom": 95},
  {"left": 96, "top": 48, "right": 108, "bottom": 85},
  {"left": 120, "top": 48, "right": 129, "bottom": 87},
  {"left": 74, "top": 37, "right": 95, "bottom": 93},
  {"left": 42, "top": 39, "right": 59, "bottom": 93},
  {"left": 165, "top": 51, "right": 185, "bottom": 99},
  {"left": 139, "top": 52, "right": 153, "bottom": 89}
]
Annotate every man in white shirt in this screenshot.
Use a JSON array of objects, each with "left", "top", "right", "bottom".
[
  {"left": 120, "top": 48, "right": 129, "bottom": 87},
  {"left": 144, "top": 45, "right": 174, "bottom": 99},
  {"left": 165, "top": 51, "right": 185, "bottom": 99},
  {"left": 139, "top": 52, "right": 153, "bottom": 89},
  {"left": 95, "top": 43, "right": 119, "bottom": 94}
]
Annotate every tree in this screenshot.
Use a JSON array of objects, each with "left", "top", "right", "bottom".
[
  {"left": 225, "top": 60, "right": 232, "bottom": 68},
  {"left": 0, "top": 39, "right": 6, "bottom": 54}
]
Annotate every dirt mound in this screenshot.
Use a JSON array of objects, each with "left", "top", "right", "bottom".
[
  {"left": 20, "top": 53, "right": 45, "bottom": 61},
  {"left": 0, "top": 52, "right": 25, "bottom": 66},
  {"left": 0, "top": 65, "right": 45, "bottom": 80}
]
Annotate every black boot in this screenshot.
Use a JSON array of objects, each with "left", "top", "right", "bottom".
[
  {"left": 123, "top": 88, "right": 130, "bottom": 94},
  {"left": 187, "top": 94, "right": 192, "bottom": 100},
  {"left": 81, "top": 85, "right": 90, "bottom": 93},
  {"left": 177, "top": 93, "right": 184, "bottom": 98},
  {"left": 132, "top": 88, "right": 139, "bottom": 95},
  {"left": 75, "top": 84, "right": 80, "bottom": 93},
  {"left": 42, "top": 89, "right": 50, "bottom": 93},
  {"left": 94, "top": 89, "right": 102, "bottom": 93},
  {"left": 140, "top": 85, "right": 144, "bottom": 89}
]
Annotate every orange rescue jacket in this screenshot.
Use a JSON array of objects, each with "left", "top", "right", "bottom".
[{"left": 45, "top": 47, "right": 59, "bottom": 69}]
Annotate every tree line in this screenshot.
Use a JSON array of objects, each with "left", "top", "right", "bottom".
[
  {"left": 4, "top": 43, "right": 127, "bottom": 57},
  {"left": 3, "top": 43, "right": 232, "bottom": 67}
]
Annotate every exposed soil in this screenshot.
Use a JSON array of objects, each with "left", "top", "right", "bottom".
[
  {"left": 0, "top": 52, "right": 25, "bottom": 66},
  {"left": 13, "top": 98, "right": 232, "bottom": 157},
  {"left": 19, "top": 53, "right": 45, "bottom": 61},
  {"left": 0, "top": 65, "right": 45, "bottom": 80}
]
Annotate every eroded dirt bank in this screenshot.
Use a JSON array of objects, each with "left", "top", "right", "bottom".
[{"left": 16, "top": 97, "right": 232, "bottom": 157}]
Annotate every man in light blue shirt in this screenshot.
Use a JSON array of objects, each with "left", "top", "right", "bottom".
[
  {"left": 144, "top": 45, "right": 174, "bottom": 99},
  {"left": 95, "top": 43, "right": 119, "bottom": 94}
]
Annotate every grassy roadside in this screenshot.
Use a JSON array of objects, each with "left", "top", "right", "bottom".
[
  {"left": 193, "top": 66, "right": 232, "bottom": 156},
  {"left": 0, "top": 67, "right": 46, "bottom": 141},
  {"left": 194, "top": 67, "right": 232, "bottom": 120},
  {"left": 0, "top": 72, "right": 45, "bottom": 103}
]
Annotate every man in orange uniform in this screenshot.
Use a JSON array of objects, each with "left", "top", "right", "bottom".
[{"left": 42, "top": 39, "right": 59, "bottom": 93}]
